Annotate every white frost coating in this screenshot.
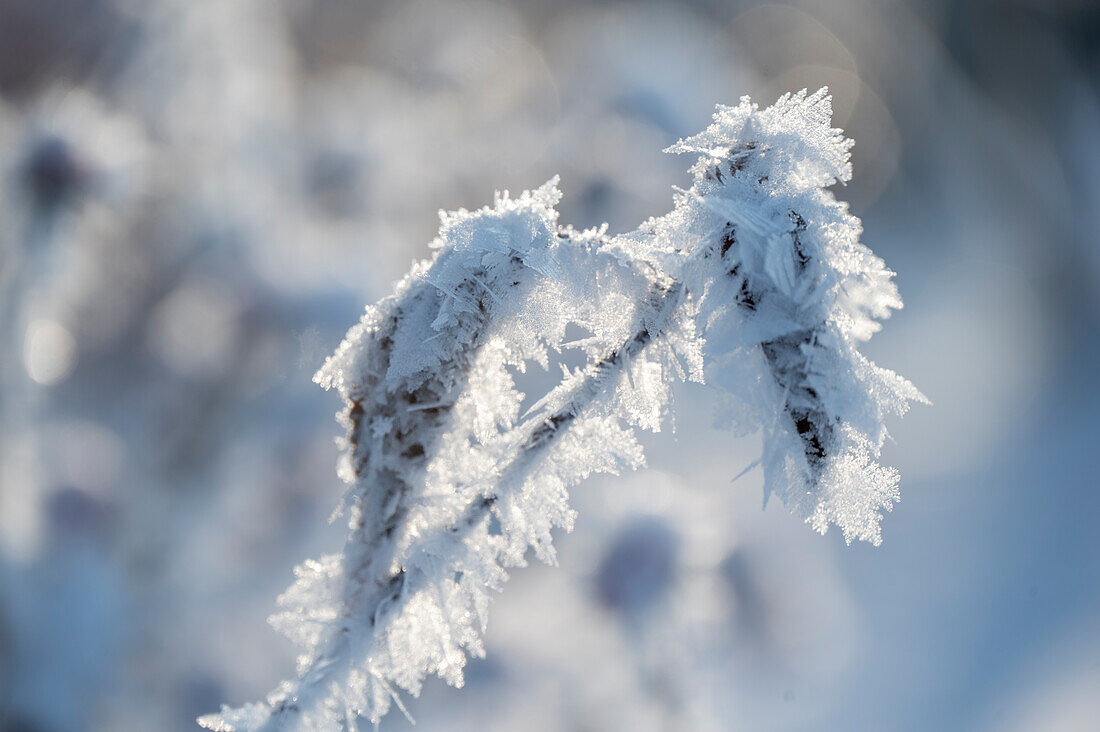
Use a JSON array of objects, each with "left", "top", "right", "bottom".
[
  {"left": 200, "top": 89, "right": 924, "bottom": 731},
  {"left": 664, "top": 89, "right": 927, "bottom": 544}
]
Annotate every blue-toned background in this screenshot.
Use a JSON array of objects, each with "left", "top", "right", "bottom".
[{"left": 1, "top": 1, "right": 1097, "bottom": 729}]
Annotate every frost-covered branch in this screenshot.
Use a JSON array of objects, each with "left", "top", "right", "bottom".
[{"left": 201, "top": 88, "right": 924, "bottom": 731}]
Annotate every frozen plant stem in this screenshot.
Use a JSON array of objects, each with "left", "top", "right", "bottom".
[{"left": 201, "top": 89, "right": 925, "bottom": 731}]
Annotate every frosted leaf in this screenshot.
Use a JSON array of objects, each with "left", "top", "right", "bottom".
[
  {"left": 202, "top": 89, "right": 923, "bottom": 731},
  {"left": 667, "top": 89, "right": 927, "bottom": 544}
]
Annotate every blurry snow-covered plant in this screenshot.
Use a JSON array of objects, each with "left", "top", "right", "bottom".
[{"left": 201, "top": 88, "right": 925, "bottom": 731}]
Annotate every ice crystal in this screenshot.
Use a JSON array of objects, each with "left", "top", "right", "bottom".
[{"left": 200, "top": 89, "right": 924, "bottom": 731}]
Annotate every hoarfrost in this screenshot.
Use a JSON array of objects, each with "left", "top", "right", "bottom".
[{"left": 201, "top": 88, "right": 924, "bottom": 731}]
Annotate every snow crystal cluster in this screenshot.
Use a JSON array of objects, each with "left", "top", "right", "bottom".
[{"left": 200, "top": 88, "right": 924, "bottom": 731}]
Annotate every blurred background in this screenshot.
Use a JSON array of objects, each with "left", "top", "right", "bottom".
[{"left": 1, "top": 0, "right": 1098, "bottom": 730}]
